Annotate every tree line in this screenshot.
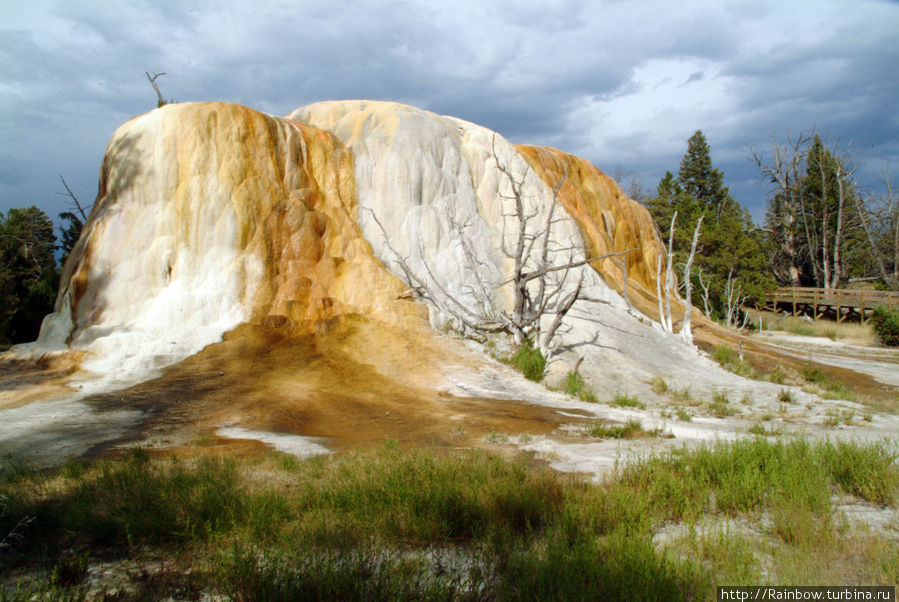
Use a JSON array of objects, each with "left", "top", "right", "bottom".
[
  {"left": 0, "top": 181, "right": 85, "bottom": 349},
  {"left": 642, "top": 129, "right": 897, "bottom": 328}
]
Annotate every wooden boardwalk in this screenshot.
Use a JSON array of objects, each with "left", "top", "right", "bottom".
[{"left": 764, "top": 287, "right": 899, "bottom": 322}]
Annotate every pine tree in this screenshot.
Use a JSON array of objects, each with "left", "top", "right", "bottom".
[
  {"left": 58, "top": 210, "right": 84, "bottom": 267},
  {"left": 0, "top": 206, "right": 59, "bottom": 345},
  {"left": 645, "top": 131, "right": 774, "bottom": 323},
  {"left": 678, "top": 130, "right": 731, "bottom": 222}
]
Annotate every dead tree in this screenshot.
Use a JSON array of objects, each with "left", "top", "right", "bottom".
[
  {"left": 750, "top": 132, "right": 811, "bottom": 287},
  {"left": 812, "top": 140, "right": 857, "bottom": 290},
  {"left": 145, "top": 71, "right": 171, "bottom": 108},
  {"left": 602, "top": 212, "right": 635, "bottom": 316},
  {"left": 57, "top": 175, "right": 90, "bottom": 221},
  {"left": 855, "top": 167, "right": 899, "bottom": 288},
  {"left": 680, "top": 215, "right": 703, "bottom": 345},
  {"left": 723, "top": 269, "right": 749, "bottom": 329},
  {"left": 366, "top": 135, "right": 633, "bottom": 368},
  {"left": 656, "top": 211, "right": 677, "bottom": 334},
  {"left": 696, "top": 267, "right": 713, "bottom": 317}
]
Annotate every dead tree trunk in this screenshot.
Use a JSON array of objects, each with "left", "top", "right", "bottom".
[
  {"left": 751, "top": 133, "right": 811, "bottom": 287},
  {"left": 365, "top": 134, "right": 634, "bottom": 372},
  {"left": 680, "top": 215, "right": 703, "bottom": 345},
  {"left": 145, "top": 71, "right": 169, "bottom": 108}
]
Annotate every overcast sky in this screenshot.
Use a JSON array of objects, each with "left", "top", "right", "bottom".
[{"left": 2, "top": 0, "right": 898, "bottom": 227}]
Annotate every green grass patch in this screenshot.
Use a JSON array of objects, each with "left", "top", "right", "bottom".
[
  {"left": 712, "top": 343, "right": 862, "bottom": 403},
  {"left": 748, "top": 422, "right": 783, "bottom": 437},
  {"left": 1, "top": 438, "right": 896, "bottom": 597},
  {"left": 801, "top": 364, "right": 857, "bottom": 401},
  {"left": 712, "top": 345, "right": 759, "bottom": 379},
  {"left": 585, "top": 419, "right": 645, "bottom": 439},
  {"left": 610, "top": 393, "right": 645, "bottom": 409},
  {"left": 562, "top": 370, "right": 597, "bottom": 403},
  {"left": 708, "top": 391, "right": 736, "bottom": 418},
  {"left": 506, "top": 340, "right": 546, "bottom": 382},
  {"left": 824, "top": 407, "right": 855, "bottom": 428}
]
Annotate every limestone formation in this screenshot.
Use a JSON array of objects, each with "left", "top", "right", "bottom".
[{"left": 24, "top": 99, "right": 674, "bottom": 389}]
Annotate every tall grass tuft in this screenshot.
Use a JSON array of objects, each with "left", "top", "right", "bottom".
[
  {"left": 506, "top": 340, "right": 546, "bottom": 382},
  {"left": 562, "top": 370, "right": 597, "bottom": 403},
  {"left": 610, "top": 393, "right": 645, "bottom": 409}
]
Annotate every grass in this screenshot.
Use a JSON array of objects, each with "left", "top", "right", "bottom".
[
  {"left": 1, "top": 439, "right": 897, "bottom": 597},
  {"left": 748, "top": 422, "right": 783, "bottom": 437},
  {"left": 506, "top": 340, "right": 546, "bottom": 382},
  {"left": 756, "top": 312, "right": 876, "bottom": 346},
  {"left": 609, "top": 392, "right": 645, "bottom": 409},
  {"left": 801, "top": 364, "right": 857, "bottom": 401},
  {"left": 824, "top": 408, "right": 855, "bottom": 427},
  {"left": 650, "top": 376, "right": 669, "bottom": 395},
  {"left": 670, "top": 386, "right": 698, "bottom": 406},
  {"left": 712, "top": 345, "right": 760, "bottom": 379},
  {"left": 561, "top": 370, "right": 597, "bottom": 403},
  {"left": 708, "top": 390, "right": 736, "bottom": 418},
  {"left": 712, "top": 344, "right": 863, "bottom": 405},
  {"left": 585, "top": 419, "right": 645, "bottom": 439}
]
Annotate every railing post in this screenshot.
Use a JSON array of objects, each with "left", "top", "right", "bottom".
[
  {"left": 836, "top": 289, "right": 843, "bottom": 323},
  {"left": 860, "top": 291, "right": 867, "bottom": 323}
]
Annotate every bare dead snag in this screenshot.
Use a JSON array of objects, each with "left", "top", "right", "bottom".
[{"left": 680, "top": 215, "right": 703, "bottom": 345}]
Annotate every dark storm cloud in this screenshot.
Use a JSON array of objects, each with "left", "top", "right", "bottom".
[{"left": 2, "top": 0, "right": 897, "bottom": 224}]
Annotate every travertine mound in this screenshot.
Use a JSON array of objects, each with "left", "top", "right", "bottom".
[
  {"left": 289, "top": 100, "right": 666, "bottom": 331},
  {"left": 516, "top": 145, "right": 665, "bottom": 318},
  {"left": 36, "top": 102, "right": 423, "bottom": 386},
  {"left": 31, "top": 99, "right": 673, "bottom": 389}
]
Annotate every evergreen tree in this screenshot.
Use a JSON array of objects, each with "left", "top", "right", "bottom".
[
  {"left": 58, "top": 210, "right": 84, "bottom": 267},
  {"left": 0, "top": 207, "right": 59, "bottom": 345},
  {"left": 678, "top": 130, "right": 731, "bottom": 222},
  {"left": 645, "top": 131, "right": 775, "bottom": 322}
]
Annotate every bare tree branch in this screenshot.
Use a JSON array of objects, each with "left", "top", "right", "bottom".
[
  {"left": 145, "top": 71, "right": 170, "bottom": 108},
  {"left": 57, "top": 175, "right": 91, "bottom": 220}
]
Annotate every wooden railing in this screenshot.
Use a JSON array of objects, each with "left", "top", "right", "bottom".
[{"left": 764, "top": 287, "right": 899, "bottom": 322}]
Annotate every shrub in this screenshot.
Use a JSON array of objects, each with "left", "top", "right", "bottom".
[
  {"left": 870, "top": 306, "right": 899, "bottom": 347},
  {"left": 507, "top": 340, "right": 546, "bottom": 382}
]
